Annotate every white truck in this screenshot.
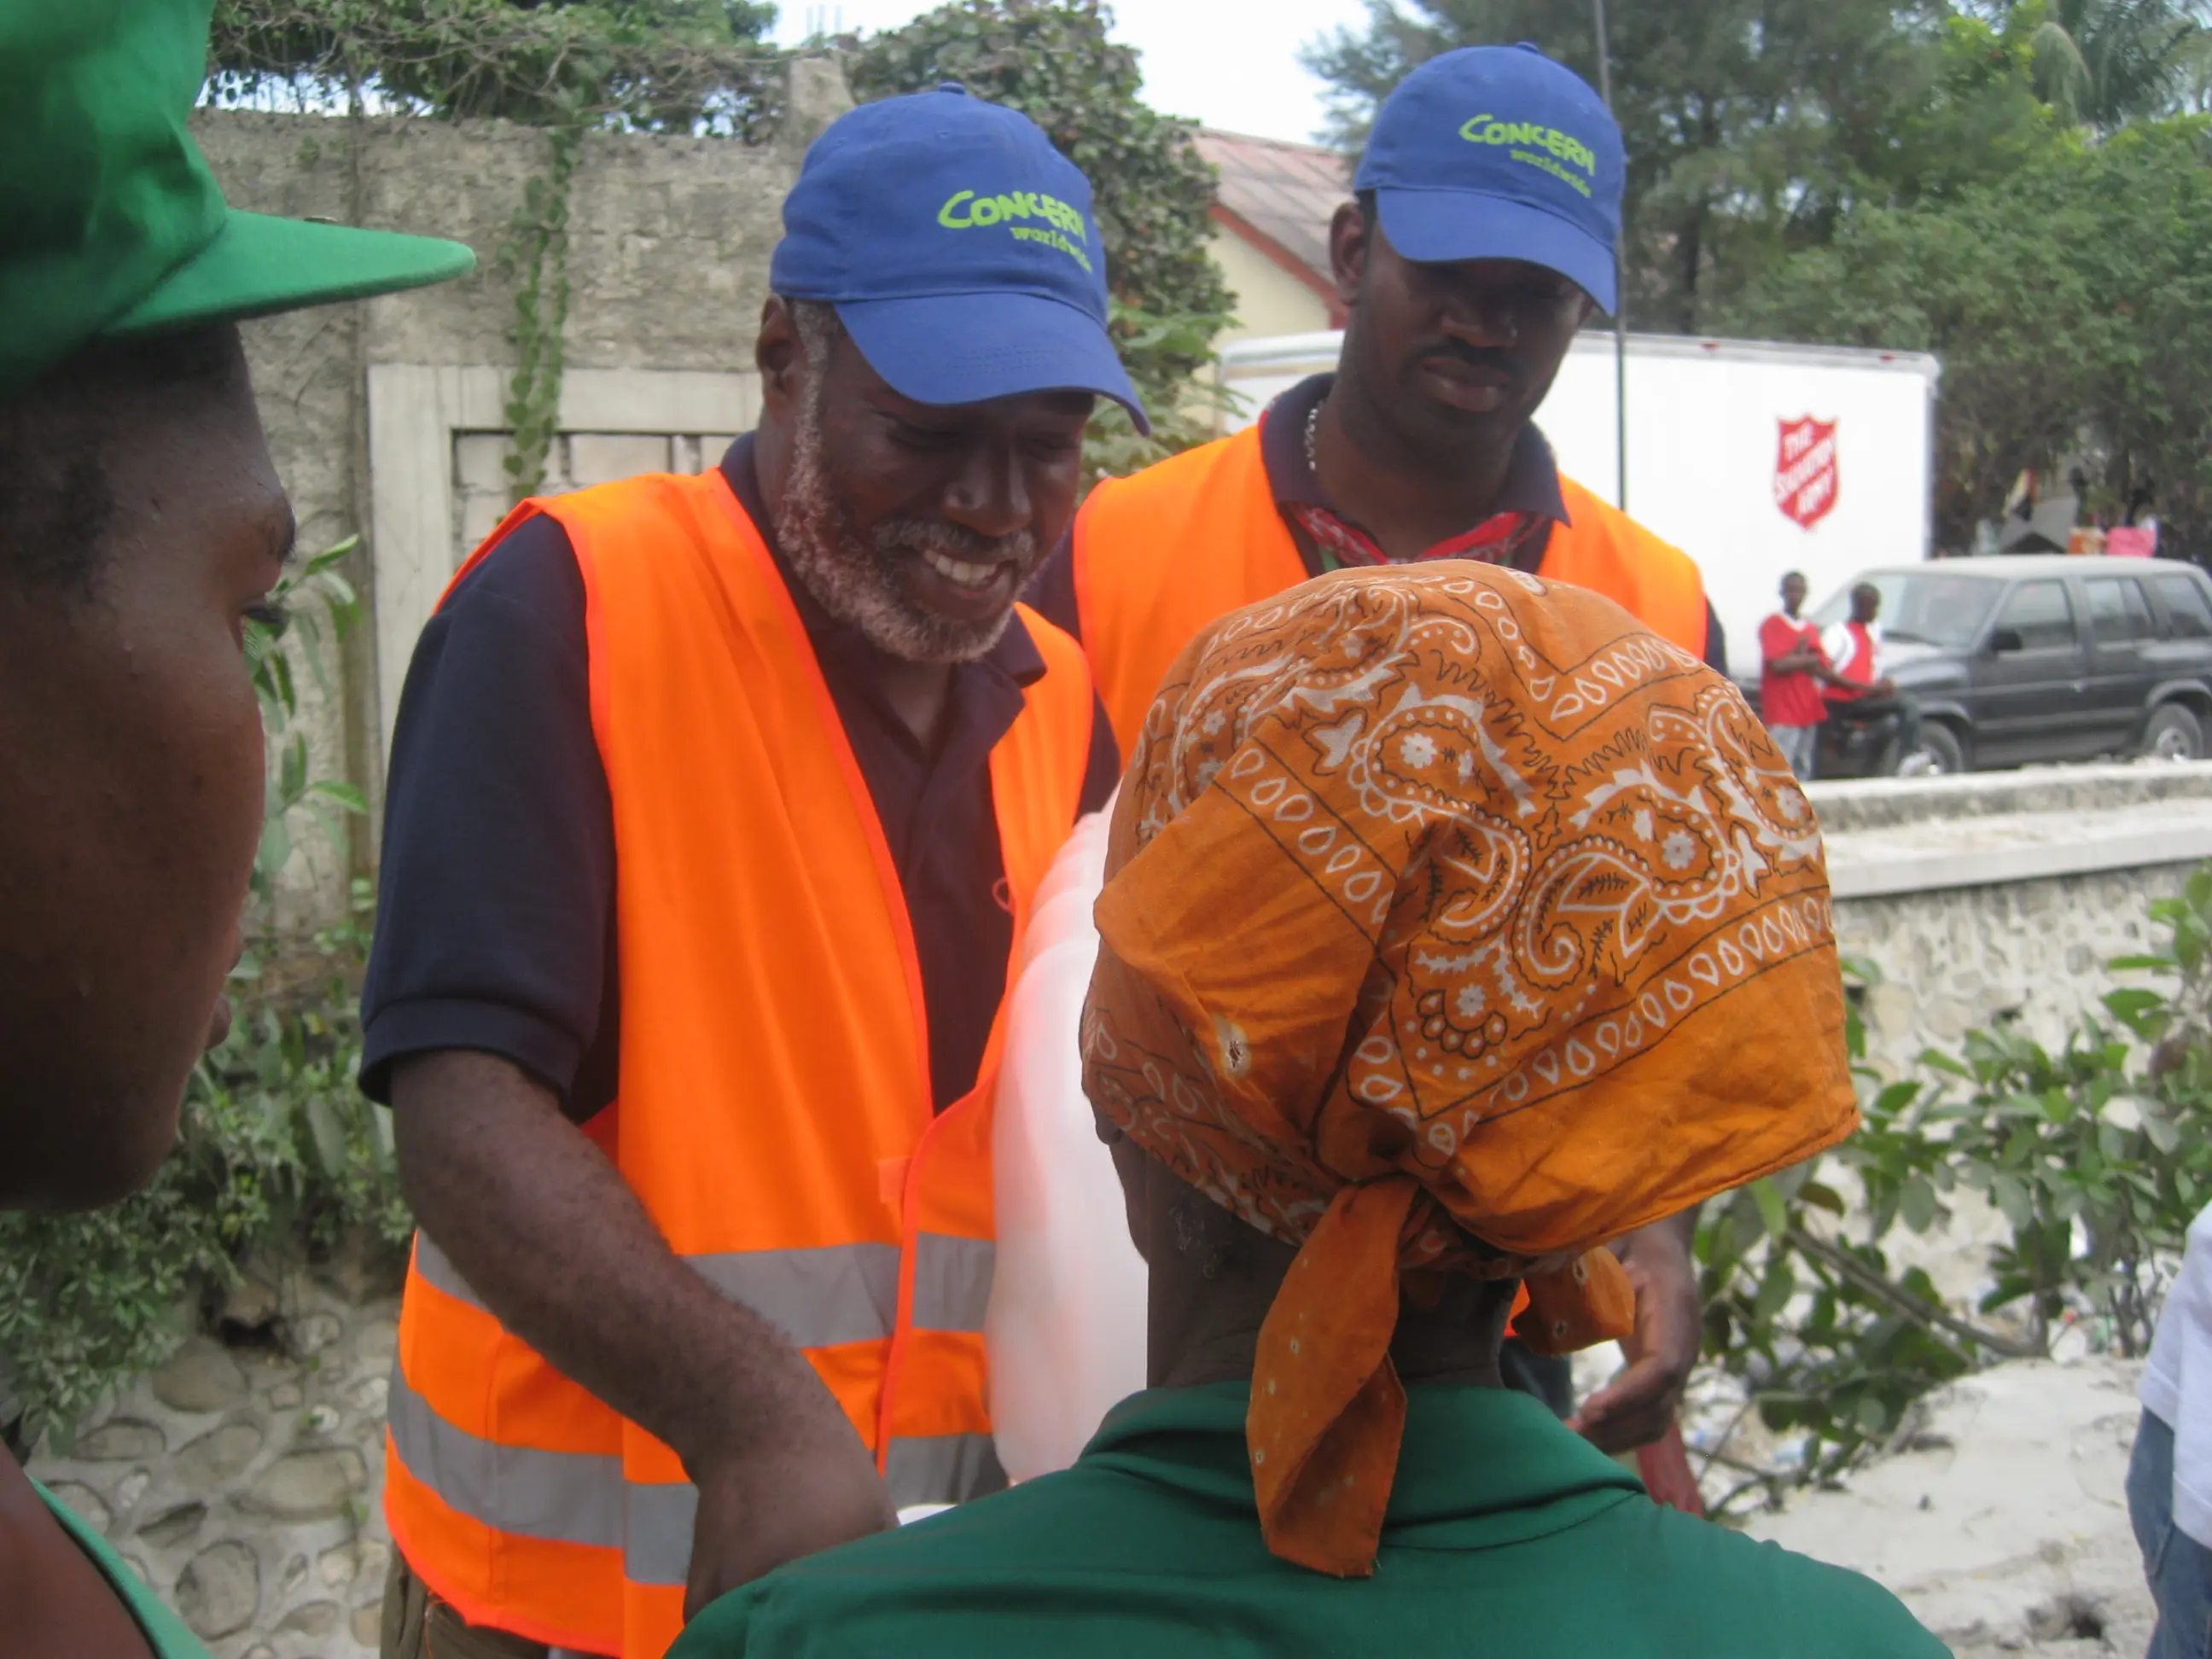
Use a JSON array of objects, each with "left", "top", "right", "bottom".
[{"left": 1217, "top": 329, "right": 1942, "bottom": 682}]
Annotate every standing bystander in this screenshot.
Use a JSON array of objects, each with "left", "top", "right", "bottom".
[{"left": 1760, "top": 571, "right": 1841, "bottom": 778}]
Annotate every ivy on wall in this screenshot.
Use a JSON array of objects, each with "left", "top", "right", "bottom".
[
  {"left": 495, "top": 123, "right": 583, "bottom": 498},
  {"left": 206, "top": 0, "right": 790, "bottom": 502}
]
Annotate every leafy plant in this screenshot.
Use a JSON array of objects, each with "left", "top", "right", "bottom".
[
  {"left": 1697, "top": 873, "right": 2212, "bottom": 1513},
  {"left": 242, "top": 537, "right": 370, "bottom": 918},
  {"left": 207, "top": 0, "right": 783, "bottom": 135},
  {"left": 497, "top": 124, "right": 585, "bottom": 501}
]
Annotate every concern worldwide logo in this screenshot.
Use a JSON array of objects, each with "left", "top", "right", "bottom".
[
  {"left": 935, "top": 188, "right": 1093, "bottom": 273},
  {"left": 1458, "top": 112, "right": 1598, "bottom": 197}
]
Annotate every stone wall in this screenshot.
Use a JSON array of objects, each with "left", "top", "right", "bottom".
[
  {"left": 1817, "top": 762, "right": 2212, "bottom": 1071},
  {"left": 30, "top": 1265, "right": 400, "bottom": 1659}
]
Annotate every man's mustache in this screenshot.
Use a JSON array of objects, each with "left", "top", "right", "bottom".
[
  {"left": 876, "top": 518, "right": 1038, "bottom": 567},
  {"left": 1414, "top": 338, "right": 1521, "bottom": 377}
]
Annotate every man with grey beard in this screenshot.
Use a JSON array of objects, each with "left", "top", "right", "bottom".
[{"left": 358, "top": 88, "right": 1140, "bottom": 1659}]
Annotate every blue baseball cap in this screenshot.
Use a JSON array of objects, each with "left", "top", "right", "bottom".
[
  {"left": 771, "top": 86, "right": 1148, "bottom": 433},
  {"left": 1355, "top": 44, "right": 1624, "bottom": 312}
]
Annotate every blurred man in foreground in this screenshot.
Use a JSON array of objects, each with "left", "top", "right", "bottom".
[
  {"left": 0, "top": 2, "right": 471, "bottom": 1653},
  {"left": 672, "top": 564, "right": 1941, "bottom": 1656}
]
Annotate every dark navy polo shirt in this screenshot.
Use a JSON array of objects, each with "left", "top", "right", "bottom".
[
  {"left": 359, "top": 436, "right": 1120, "bottom": 1121},
  {"left": 1029, "top": 373, "right": 1727, "bottom": 672}
]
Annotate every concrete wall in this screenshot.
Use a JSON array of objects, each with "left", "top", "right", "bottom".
[
  {"left": 1209, "top": 224, "right": 1333, "bottom": 346},
  {"left": 192, "top": 73, "right": 847, "bottom": 929},
  {"left": 1816, "top": 764, "right": 2212, "bottom": 1071}
]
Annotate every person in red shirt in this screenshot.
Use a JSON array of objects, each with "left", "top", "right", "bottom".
[
  {"left": 1759, "top": 572, "right": 1838, "bottom": 778},
  {"left": 1821, "top": 582, "right": 1926, "bottom": 772}
]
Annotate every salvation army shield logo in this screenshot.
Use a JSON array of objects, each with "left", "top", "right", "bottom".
[{"left": 1774, "top": 416, "right": 1839, "bottom": 530}]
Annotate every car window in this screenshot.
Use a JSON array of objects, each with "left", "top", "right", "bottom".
[
  {"left": 1994, "top": 579, "right": 2076, "bottom": 650},
  {"left": 2155, "top": 574, "right": 2212, "bottom": 640},
  {"left": 1810, "top": 572, "right": 2000, "bottom": 649},
  {"left": 2085, "top": 578, "right": 2153, "bottom": 645}
]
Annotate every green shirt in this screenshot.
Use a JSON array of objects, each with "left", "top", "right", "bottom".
[
  {"left": 34, "top": 1477, "right": 211, "bottom": 1659},
  {"left": 673, "top": 1383, "right": 1944, "bottom": 1659}
]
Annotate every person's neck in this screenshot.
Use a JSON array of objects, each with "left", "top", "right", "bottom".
[
  {"left": 1149, "top": 1269, "right": 1510, "bottom": 1393},
  {"left": 1313, "top": 374, "right": 1518, "bottom": 562}
]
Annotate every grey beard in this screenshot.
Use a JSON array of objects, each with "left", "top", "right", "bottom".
[{"left": 773, "top": 381, "right": 1038, "bottom": 666}]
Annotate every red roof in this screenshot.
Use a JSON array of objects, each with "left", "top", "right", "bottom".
[{"left": 1193, "top": 128, "right": 1351, "bottom": 318}]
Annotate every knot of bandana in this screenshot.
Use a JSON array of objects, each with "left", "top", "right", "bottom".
[{"left": 1081, "top": 563, "right": 1859, "bottom": 1577}]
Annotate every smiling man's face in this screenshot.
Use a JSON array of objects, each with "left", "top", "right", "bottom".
[
  {"left": 765, "top": 301, "right": 1093, "bottom": 665},
  {"left": 1332, "top": 204, "right": 1592, "bottom": 465}
]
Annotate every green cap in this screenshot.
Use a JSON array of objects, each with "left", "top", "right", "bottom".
[{"left": 0, "top": 0, "right": 477, "bottom": 401}]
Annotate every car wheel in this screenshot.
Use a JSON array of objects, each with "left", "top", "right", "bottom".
[
  {"left": 1912, "top": 722, "right": 1967, "bottom": 775},
  {"left": 2139, "top": 702, "right": 2205, "bottom": 763}
]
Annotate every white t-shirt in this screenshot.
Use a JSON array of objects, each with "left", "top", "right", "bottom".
[
  {"left": 1822, "top": 620, "right": 1886, "bottom": 684},
  {"left": 2143, "top": 1202, "right": 2212, "bottom": 1547}
]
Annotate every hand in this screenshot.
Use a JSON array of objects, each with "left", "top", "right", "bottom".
[
  {"left": 1568, "top": 1217, "right": 1702, "bottom": 1453},
  {"left": 1873, "top": 677, "right": 1898, "bottom": 696},
  {"left": 682, "top": 1417, "right": 896, "bottom": 1620}
]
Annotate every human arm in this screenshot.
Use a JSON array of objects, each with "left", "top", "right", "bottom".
[
  {"left": 1568, "top": 1206, "right": 1703, "bottom": 1452},
  {"left": 363, "top": 522, "right": 890, "bottom": 1611},
  {"left": 0, "top": 1458, "right": 155, "bottom": 1659},
  {"left": 393, "top": 1051, "right": 894, "bottom": 1615}
]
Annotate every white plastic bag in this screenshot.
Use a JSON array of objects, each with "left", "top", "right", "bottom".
[{"left": 986, "top": 806, "right": 1150, "bottom": 1482}]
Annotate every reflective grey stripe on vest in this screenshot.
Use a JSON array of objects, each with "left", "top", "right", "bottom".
[
  {"left": 389, "top": 1364, "right": 702, "bottom": 1586},
  {"left": 884, "top": 1433, "right": 1007, "bottom": 1508},
  {"left": 412, "top": 1233, "right": 486, "bottom": 1310},
  {"left": 623, "top": 1480, "right": 700, "bottom": 1587},
  {"left": 387, "top": 1365, "right": 628, "bottom": 1551},
  {"left": 414, "top": 1234, "right": 900, "bottom": 1350},
  {"left": 910, "top": 1233, "right": 994, "bottom": 1332},
  {"left": 690, "top": 1243, "right": 899, "bottom": 1348}
]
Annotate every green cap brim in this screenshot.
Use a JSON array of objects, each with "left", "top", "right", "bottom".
[{"left": 102, "top": 210, "right": 475, "bottom": 341}]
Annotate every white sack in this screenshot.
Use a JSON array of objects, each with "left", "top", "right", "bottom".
[{"left": 986, "top": 807, "right": 1150, "bottom": 1483}]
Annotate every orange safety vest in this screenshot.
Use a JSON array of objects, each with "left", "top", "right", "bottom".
[
  {"left": 381, "top": 469, "right": 1097, "bottom": 1658},
  {"left": 1073, "top": 422, "right": 1709, "bottom": 754}
]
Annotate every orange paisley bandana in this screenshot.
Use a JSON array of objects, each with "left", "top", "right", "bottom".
[{"left": 1081, "top": 564, "right": 1858, "bottom": 1577}]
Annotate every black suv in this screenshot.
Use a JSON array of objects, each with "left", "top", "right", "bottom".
[{"left": 1807, "top": 556, "right": 2212, "bottom": 773}]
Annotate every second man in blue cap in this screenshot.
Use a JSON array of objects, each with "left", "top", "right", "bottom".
[
  {"left": 1029, "top": 39, "right": 1723, "bottom": 1470},
  {"left": 361, "top": 86, "right": 1136, "bottom": 1659}
]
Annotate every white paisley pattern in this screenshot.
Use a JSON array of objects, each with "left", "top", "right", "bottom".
[{"left": 1084, "top": 563, "right": 1849, "bottom": 1265}]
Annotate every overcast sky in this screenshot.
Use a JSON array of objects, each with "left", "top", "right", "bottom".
[{"left": 773, "top": 0, "right": 1376, "bottom": 145}]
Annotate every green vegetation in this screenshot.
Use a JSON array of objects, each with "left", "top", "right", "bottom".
[
  {"left": 1728, "top": 115, "right": 2212, "bottom": 552},
  {"left": 206, "top": 0, "right": 783, "bottom": 132},
  {"left": 1697, "top": 870, "right": 2212, "bottom": 1514},
  {"left": 1307, "top": 1, "right": 2212, "bottom": 550}
]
